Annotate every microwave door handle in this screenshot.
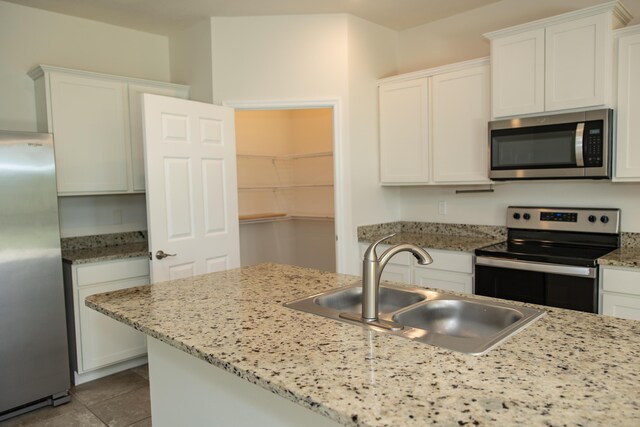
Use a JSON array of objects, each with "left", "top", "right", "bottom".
[{"left": 575, "top": 122, "right": 585, "bottom": 167}]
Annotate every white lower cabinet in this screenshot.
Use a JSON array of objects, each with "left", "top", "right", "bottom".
[
  {"left": 412, "top": 248, "right": 473, "bottom": 294},
  {"left": 359, "top": 243, "right": 473, "bottom": 293},
  {"left": 64, "top": 257, "right": 150, "bottom": 384},
  {"left": 600, "top": 265, "right": 640, "bottom": 321}
]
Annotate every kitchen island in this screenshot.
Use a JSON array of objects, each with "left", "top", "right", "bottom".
[{"left": 86, "top": 263, "right": 640, "bottom": 426}]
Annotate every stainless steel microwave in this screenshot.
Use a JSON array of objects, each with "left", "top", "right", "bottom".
[{"left": 489, "top": 109, "right": 613, "bottom": 180}]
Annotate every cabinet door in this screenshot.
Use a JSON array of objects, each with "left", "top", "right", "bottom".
[
  {"left": 490, "top": 28, "right": 545, "bottom": 118},
  {"left": 379, "top": 78, "right": 430, "bottom": 184},
  {"left": 128, "top": 83, "right": 189, "bottom": 191},
  {"left": 432, "top": 64, "right": 491, "bottom": 183},
  {"left": 545, "top": 14, "right": 606, "bottom": 112},
  {"left": 413, "top": 267, "right": 472, "bottom": 294},
  {"left": 77, "top": 277, "right": 148, "bottom": 372},
  {"left": 380, "top": 264, "right": 412, "bottom": 284},
  {"left": 602, "top": 293, "right": 640, "bottom": 321},
  {"left": 49, "top": 73, "right": 129, "bottom": 194},
  {"left": 615, "top": 31, "right": 640, "bottom": 180}
]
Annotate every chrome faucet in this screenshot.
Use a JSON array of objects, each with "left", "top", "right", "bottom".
[{"left": 340, "top": 233, "right": 433, "bottom": 330}]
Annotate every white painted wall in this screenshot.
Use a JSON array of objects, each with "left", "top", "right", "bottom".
[
  {"left": 401, "top": 181, "right": 640, "bottom": 232},
  {"left": 210, "top": 14, "right": 399, "bottom": 274},
  {"left": 0, "top": 0, "right": 171, "bottom": 237},
  {"left": 169, "top": 19, "right": 213, "bottom": 103},
  {"left": 397, "top": 0, "right": 640, "bottom": 73},
  {"left": 396, "top": 0, "right": 640, "bottom": 233},
  {"left": 58, "top": 194, "right": 148, "bottom": 238}
]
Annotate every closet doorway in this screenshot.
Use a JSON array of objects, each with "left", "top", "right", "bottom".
[{"left": 235, "top": 108, "right": 336, "bottom": 272}]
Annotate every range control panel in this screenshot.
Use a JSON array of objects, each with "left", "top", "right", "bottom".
[{"left": 507, "top": 206, "right": 620, "bottom": 234}]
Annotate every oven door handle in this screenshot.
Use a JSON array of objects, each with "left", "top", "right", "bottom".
[{"left": 475, "top": 256, "right": 597, "bottom": 278}]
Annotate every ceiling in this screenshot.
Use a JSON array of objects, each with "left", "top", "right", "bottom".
[{"left": 4, "top": 0, "right": 503, "bottom": 36}]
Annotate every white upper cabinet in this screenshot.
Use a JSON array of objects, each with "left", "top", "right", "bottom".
[
  {"left": 614, "top": 26, "right": 640, "bottom": 181},
  {"left": 378, "top": 58, "right": 490, "bottom": 186},
  {"left": 432, "top": 63, "right": 491, "bottom": 184},
  {"left": 46, "top": 72, "right": 130, "bottom": 194},
  {"left": 490, "top": 29, "right": 545, "bottom": 117},
  {"left": 545, "top": 14, "right": 607, "bottom": 111},
  {"left": 485, "top": 1, "right": 631, "bottom": 119},
  {"left": 29, "top": 65, "right": 189, "bottom": 196},
  {"left": 379, "top": 78, "right": 430, "bottom": 184}
]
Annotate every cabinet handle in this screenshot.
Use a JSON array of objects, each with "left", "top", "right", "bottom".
[{"left": 155, "top": 250, "right": 177, "bottom": 260}]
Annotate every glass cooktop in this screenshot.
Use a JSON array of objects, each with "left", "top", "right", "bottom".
[{"left": 475, "top": 240, "right": 615, "bottom": 267}]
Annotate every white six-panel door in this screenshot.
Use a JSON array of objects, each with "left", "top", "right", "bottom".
[{"left": 142, "top": 94, "right": 240, "bottom": 283}]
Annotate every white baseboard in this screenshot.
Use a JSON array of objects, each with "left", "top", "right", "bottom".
[{"left": 74, "top": 355, "right": 148, "bottom": 385}]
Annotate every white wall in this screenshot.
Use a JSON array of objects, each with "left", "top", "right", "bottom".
[
  {"left": 397, "top": 0, "right": 640, "bottom": 73},
  {"left": 209, "top": 14, "right": 399, "bottom": 274},
  {"left": 0, "top": 0, "right": 171, "bottom": 237},
  {"left": 0, "top": 0, "right": 170, "bottom": 132},
  {"left": 169, "top": 19, "right": 213, "bottom": 103},
  {"left": 396, "top": 0, "right": 640, "bottom": 233},
  {"left": 401, "top": 181, "right": 640, "bottom": 232}
]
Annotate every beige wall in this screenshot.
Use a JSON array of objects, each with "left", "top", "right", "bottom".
[
  {"left": 396, "top": 0, "right": 640, "bottom": 232},
  {"left": 210, "top": 14, "right": 399, "bottom": 274},
  {"left": 397, "top": 0, "right": 640, "bottom": 73},
  {"left": 0, "top": 0, "right": 171, "bottom": 237},
  {"left": 169, "top": 19, "right": 213, "bottom": 103},
  {"left": 0, "top": 0, "right": 170, "bottom": 132}
]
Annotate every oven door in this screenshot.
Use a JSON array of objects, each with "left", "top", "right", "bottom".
[{"left": 474, "top": 257, "right": 598, "bottom": 313}]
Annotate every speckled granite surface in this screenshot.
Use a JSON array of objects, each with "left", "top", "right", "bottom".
[
  {"left": 61, "top": 231, "right": 148, "bottom": 264},
  {"left": 599, "top": 246, "right": 640, "bottom": 268},
  {"left": 598, "top": 232, "right": 640, "bottom": 268},
  {"left": 86, "top": 263, "right": 640, "bottom": 427},
  {"left": 358, "top": 222, "right": 505, "bottom": 253}
]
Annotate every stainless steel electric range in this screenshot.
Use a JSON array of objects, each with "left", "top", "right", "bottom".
[{"left": 474, "top": 206, "right": 620, "bottom": 313}]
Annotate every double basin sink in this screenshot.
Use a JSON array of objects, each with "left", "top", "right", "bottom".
[{"left": 285, "top": 283, "right": 546, "bottom": 355}]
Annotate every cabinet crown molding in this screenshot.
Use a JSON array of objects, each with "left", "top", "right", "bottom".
[
  {"left": 483, "top": 0, "right": 632, "bottom": 40},
  {"left": 377, "top": 57, "right": 489, "bottom": 85},
  {"left": 614, "top": 23, "right": 640, "bottom": 37},
  {"left": 28, "top": 64, "right": 189, "bottom": 91}
]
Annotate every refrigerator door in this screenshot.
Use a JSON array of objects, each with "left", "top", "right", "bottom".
[{"left": 0, "top": 131, "right": 70, "bottom": 414}]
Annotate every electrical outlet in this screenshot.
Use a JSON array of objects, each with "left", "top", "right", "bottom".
[{"left": 438, "top": 201, "right": 447, "bottom": 215}]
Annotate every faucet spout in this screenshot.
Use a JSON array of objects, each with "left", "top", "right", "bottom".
[{"left": 360, "top": 235, "right": 433, "bottom": 323}]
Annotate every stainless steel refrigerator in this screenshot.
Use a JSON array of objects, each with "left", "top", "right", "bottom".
[{"left": 0, "top": 131, "right": 70, "bottom": 420}]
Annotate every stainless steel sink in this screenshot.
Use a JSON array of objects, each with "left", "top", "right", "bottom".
[
  {"left": 285, "top": 283, "right": 545, "bottom": 355},
  {"left": 315, "top": 285, "right": 426, "bottom": 314},
  {"left": 393, "top": 299, "right": 524, "bottom": 338}
]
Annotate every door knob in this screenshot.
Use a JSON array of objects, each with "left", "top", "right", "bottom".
[{"left": 155, "top": 250, "right": 176, "bottom": 260}]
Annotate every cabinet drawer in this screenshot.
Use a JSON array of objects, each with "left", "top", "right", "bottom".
[
  {"left": 413, "top": 268, "right": 472, "bottom": 294},
  {"left": 602, "top": 267, "right": 640, "bottom": 296},
  {"left": 77, "top": 257, "right": 149, "bottom": 287},
  {"left": 415, "top": 248, "right": 473, "bottom": 274},
  {"left": 602, "top": 293, "right": 640, "bottom": 321}
]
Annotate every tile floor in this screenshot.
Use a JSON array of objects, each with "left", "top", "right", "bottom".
[{"left": 0, "top": 365, "right": 151, "bottom": 427}]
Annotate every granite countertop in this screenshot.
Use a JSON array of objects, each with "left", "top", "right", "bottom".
[
  {"left": 357, "top": 222, "right": 505, "bottom": 253},
  {"left": 62, "top": 242, "right": 149, "bottom": 264},
  {"left": 86, "top": 263, "right": 640, "bottom": 426},
  {"left": 360, "top": 231, "right": 502, "bottom": 253},
  {"left": 598, "top": 246, "right": 640, "bottom": 268},
  {"left": 61, "top": 231, "right": 148, "bottom": 264}
]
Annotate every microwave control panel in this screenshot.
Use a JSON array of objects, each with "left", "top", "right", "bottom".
[{"left": 583, "top": 121, "right": 604, "bottom": 167}]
